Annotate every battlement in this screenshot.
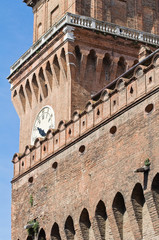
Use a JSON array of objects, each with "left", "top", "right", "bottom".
[{"left": 12, "top": 50, "right": 159, "bottom": 181}]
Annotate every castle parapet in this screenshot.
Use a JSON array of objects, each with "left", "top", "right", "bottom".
[{"left": 12, "top": 51, "right": 159, "bottom": 180}]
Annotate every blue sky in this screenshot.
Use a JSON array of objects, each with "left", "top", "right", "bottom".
[{"left": 0, "top": 1, "right": 33, "bottom": 239}]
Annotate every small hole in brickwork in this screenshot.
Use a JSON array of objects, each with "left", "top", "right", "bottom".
[
  {"left": 130, "top": 86, "right": 133, "bottom": 94},
  {"left": 56, "top": 139, "right": 58, "bottom": 144},
  {"left": 43, "top": 146, "right": 46, "bottom": 151},
  {"left": 79, "top": 145, "right": 85, "bottom": 154},
  {"left": 22, "top": 161, "right": 24, "bottom": 167},
  {"left": 28, "top": 177, "right": 33, "bottom": 183},
  {"left": 32, "top": 155, "right": 34, "bottom": 161},
  {"left": 97, "top": 109, "right": 100, "bottom": 116},
  {"left": 82, "top": 121, "right": 85, "bottom": 126},
  {"left": 68, "top": 128, "right": 71, "bottom": 135},
  {"left": 145, "top": 103, "right": 154, "bottom": 113},
  {"left": 113, "top": 100, "right": 116, "bottom": 106},
  {"left": 110, "top": 126, "right": 117, "bottom": 134},
  {"left": 52, "top": 162, "right": 58, "bottom": 169},
  {"left": 149, "top": 76, "right": 152, "bottom": 84}
]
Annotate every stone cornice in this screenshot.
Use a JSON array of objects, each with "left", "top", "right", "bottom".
[{"left": 7, "top": 12, "right": 159, "bottom": 81}]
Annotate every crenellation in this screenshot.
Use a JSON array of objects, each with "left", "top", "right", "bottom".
[{"left": 11, "top": 53, "right": 159, "bottom": 179}]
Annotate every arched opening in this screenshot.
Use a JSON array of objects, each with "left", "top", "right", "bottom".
[
  {"left": 100, "top": 53, "right": 112, "bottom": 85},
  {"left": 151, "top": 173, "right": 159, "bottom": 216},
  {"left": 79, "top": 208, "right": 91, "bottom": 240},
  {"left": 25, "top": 80, "right": 32, "bottom": 107},
  {"left": 95, "top": 200, "right": 107, "bottom": 240},
  {"left": 51, "top": 223, "right": 61, "bottom": 240},
  {"left": 61, "top": 48, "right": 67, "bottom": 77},
  {"left": 85, "top": 50, "right": 97, "bottom": 90},
  {"left": 112, "top": 192, "right": 126, "bottom": 240},
  {"left": 116, "top": 57, "right": 126, "bottom": 78},
  {"left": 53, "top": 55, "right": 60, "bottom": 84},
  {"left": 75, "top": 45, "right": 82, "bottom": 82},
  {"left": 46, "top": 61, "right": 53, "bottom": 90},
  {"left": 131, "top": 183, "right": 145, "bottom": 236},
  {"left": 13, "top": 90, "right": 17, "bottom": 97},
  {"left": 65, "top": 216, "right": 75, "bottom": 240},
  {"left": 19, "top": 85, "right": 26, "bottom": 112},
  {"left": 39, "top": 68, "right": 48, "bottom": 98},
  {"left": 32, "top": 74, "right": 39, "bottom": 101},
  {"left": 38, "top": 228, "right": 46, "bottom": 240}
]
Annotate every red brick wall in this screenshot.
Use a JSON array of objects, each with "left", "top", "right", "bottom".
[
  {"left": 12, "top": 67, "right": 159, "bottom": 239},
  {"left": 32, "top": 0, "right": 159, "bottom": 42}
]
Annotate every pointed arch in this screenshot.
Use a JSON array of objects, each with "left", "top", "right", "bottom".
[
  {"left": 53, "top": 55, "right": 60, "bottom": 84},
  {"left": 13, "top": 90, "right": 17, "bottom": 97},
  {"left": 38, "top": 228, "right": 46, "bottom": 240},
  {"left": 75, "top": 45, "right": 82, "bottom": 82},
  {"left": 25, "top": 80, "right": 32, "bottom": 107},
  {"left": 100, "top": 53, "right": 112, "bottom": 85},
  {"left": 112, "top": 192, "right": 126, "bottom": 240},
  {"left": 19, "top": 85, "right": 26, "bottom": 112},
  {"left": 39, "top": 67, "right": 48, "bottom": 98},
  {"left": 95, "top": 200, "right": 107, "bottom": 240},
  {"left": 45, "top": 61, "right": 53, "bottom": 90},
  {"left": 151, "top": 173, "right": 159, "bottom": 216},
  {"left": 85, "top": 49, "right": 97, "bottom": 86},
  {"left": 61, "top": 48, "right": 67, "bottom": 77},
  {"left": 65, "top": 216, "right": 75, "bottom": 240},
  {"left": 79, "top": 208, "right": 91, "bottom": 240},
  {"left": 32, "top": 73, "right": 39, "bottom": 101},
  {"left": 116, "top": 56, "right": 126, "bottom": 78},
  {"left": 131, "top": 183, "right": 145, "bottom": 236},
  {"left": 51, "top": 223, "right": 61, "bottom": 240}
]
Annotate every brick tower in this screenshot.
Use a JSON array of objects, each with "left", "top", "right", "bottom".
[{"left": 9, "top": 1, "right": 159, "bottom": 240}]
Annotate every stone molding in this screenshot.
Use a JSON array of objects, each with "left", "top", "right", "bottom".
[{"left": 8, "top": 12, "right": 159, "bottom": 79}]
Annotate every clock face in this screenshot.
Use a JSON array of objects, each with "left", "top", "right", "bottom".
[{"left": 31, "top": 106, "right": 55, "bottom": 145}]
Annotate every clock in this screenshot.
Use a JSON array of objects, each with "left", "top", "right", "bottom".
[{"left": 31, "top": 106, "right": 55, "bottom": 145}]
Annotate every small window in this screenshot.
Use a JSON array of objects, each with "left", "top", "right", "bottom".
[{"left": 50, "top": 5, "right": 59, "bottom": 26}]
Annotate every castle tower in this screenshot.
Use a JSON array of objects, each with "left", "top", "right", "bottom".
[{"left": 9, "top": 1, "right": 159, "bottom": 240}]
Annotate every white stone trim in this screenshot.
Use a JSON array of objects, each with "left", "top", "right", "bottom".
[{"left": 8, "top": 12, "right": 159, "bottom": 79}]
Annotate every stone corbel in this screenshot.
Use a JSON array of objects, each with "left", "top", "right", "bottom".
[{"left": 63, "top": 26, "right": 75, "bottom": 42}]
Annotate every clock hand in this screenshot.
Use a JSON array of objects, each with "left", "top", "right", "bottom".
[{"left": 37, "top": 127, "right": 46, "bottom": 137}]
